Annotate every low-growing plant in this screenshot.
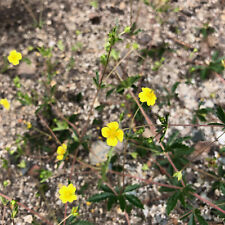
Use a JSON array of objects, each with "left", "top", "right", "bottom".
[{"left": 1, "top": 3, "right": 225, "bottom": 225}]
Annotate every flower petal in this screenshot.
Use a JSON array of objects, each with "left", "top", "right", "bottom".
[
  {"left": 57, "top": 146, "right": 64, "bottom": 155},
  {"left": 102, "top": 127, "right": 110, "bottom": 138},
  {"left": 107, "top": 122, "right": 119, "bottom": 130},
  {"left": 57, "top": 154, "right": 64, "bottom": 160},
  {"left": 68, "top": 194, "right": 77, "bottom": 203},
  {"left": 62, "top": 144, "right": 67, "bottom": 151},
  {"left": 107, "top": 137, "right": 118, "bottom": 146},
  {"left": 116, "top": 129, "right": 124, "bottom": 142},
  {"left": 59, "top": 186, "right": 67, "bottom": 195},
  {"left": 68, "top": 184, "right": 76, "bottom": 193}
]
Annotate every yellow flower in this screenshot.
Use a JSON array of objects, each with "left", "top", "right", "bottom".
[
  {"left": 101, "top": 122, "right": 124, "bottom": 146},
  {"left": 0, "top": 99, "right": 10, "bottom": 110},
  {"left": 59, "top": 183, "right": 77, "bottom": 204},
  {"left": 24, "top": 121, "right": 32, "bottom": 129},
  {"left": 138, "top": 87, "right": 157, "bottom": 106},
  {"left": 57, "top": 144, "right": 67, "bottom": 161},
  {"left": 8, "top": 50, "right": 22, "bottom": 65},
  {"left": 221, "top": 59, "right": 225, "bottom": 68},
  {"left": 86, "top": 201, "right": 92, "bottom": 206},
  {"left": 57, "top": 154, "right": 64, "bottom": 161}
]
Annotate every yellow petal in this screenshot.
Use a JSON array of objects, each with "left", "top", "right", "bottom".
[
  {"left": 57, "top": 146, "right": 66, "bottom": 155},
  {"left": 68, "top": 184, "right": 76, "bottom": 193},
  {"left": 57, "top": 154, "right": 64, "bottom": 160},
  {"left": 102, "top": 127, "right": 110, "bottom": 138},
  {"left": 62, "top": 144, "right": 67, "bottom": 151},
  {"left": 107, "top": 122, "right": 119, "bottom": 130},
  {"left": 107, "top": 137, "right": 118, "bottom": 146},
  {"left": 17, "top": 52, "right": 22, "bottom": 60},
  {"left": 0, "top": 99, "right": 10, "bottom": 110},
  {"left": 138, "top": 92, "right": 146, "bottom": 102},
  {"left": 59, "top": 186, "right": 67, "bottom": 195},
  {"left": 68, "top": 194, "right": 77, "bottom": 203},
  {"left": 116, "top": 129, "right": 124, "bottom": 142}
]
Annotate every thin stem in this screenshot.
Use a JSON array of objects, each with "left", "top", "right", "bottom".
[
  {"left": 63, "top": 203, "right": 67, "bottom": 225},
  {"left": 169, "top": 123, "right": 223, "bottom": 127},
  {"left": 129, "top": 0, "right": 133, "bottom": 27},
  {"left": 105, "top": 49, "right": 133, "bottom": 82},
  {"left": 51, "top": 103, "right": 80, "bottom": 138},
  {"left": 37, "top": 114, "right": 61, "bottom": 145},
  {"left": 99, "top": 45, "right": 113, "bottom": 85},
  {"left": 58, "top": 214, "right": 72, "bottom": 225},
  {"left": 125, "top": 211, "right": 131, "bottom": 225},
  {"left": 193, "top": 192, "right": 225, "bottom": 215},
  {"left": 0, "top": 192, "right": 54, "bottom": 225},
  {"left": 2, "top": 205, "right": 6, "bottom": 224},
  {"left": 20, "top": 0, "right": 38, "bottom": 25},
  {"left": 214, "top": 72, "right": 225, "bottom": 85}
]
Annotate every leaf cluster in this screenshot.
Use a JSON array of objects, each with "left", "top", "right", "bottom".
[{"left": 88, "top": 184, "right": 143, "bottom": 213}]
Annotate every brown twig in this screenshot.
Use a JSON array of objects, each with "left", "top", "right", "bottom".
[
  {"left": 214, "top": 72, "right": 225, "bottom": 85},
  {"left": 169, "top": 123, "right": 223, "bottom": 127},
  {"left": 38, "top": 114, "right": 61, "bottom": 145},
  {"left": 50, "top": 103, "right": 80, "bottom": 138},
  {"left": 0, "top": 192, "right": 54, "bottom": 225},
  {"left": 192, "top": 192, "right": 225, "bottom": 215},
  {"left": 125, "top": 211, "right": 131, "bottom": 225},
  {"left": 63, "top": 203, "right": 67, "bottom": 225}
]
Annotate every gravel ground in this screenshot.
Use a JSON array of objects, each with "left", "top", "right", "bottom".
[{"left": 0, "top": 0, "right": 225, "bottom": 224}]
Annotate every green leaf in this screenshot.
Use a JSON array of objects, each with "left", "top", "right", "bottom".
[
  {"left": 216, "top": 106, "right": 225, "bottom": 124},
  {"left": 208, "top": 122, "right": 225, "bottom": 126},
  {"left": 118, "top": 195, "right": 126, "bottom": 211},
  {"left": 220, "top": 183, "right": 225, "bottom": 196},
  {"left": 88, "top": 192, "right": 114, "bottom": 202},
  {"left": 106, "top": 88, "right": 115, "bottom": 98},
  {"left": 116, "top": 75, "right": 140, "bottom": 93},
  {"left": 167, "top": 130, "right": 180, "bottom": 146},
  {"left": 52, "top": 119, "right": 69, "bottom": 131},
  {"left": 188, "top": 214, "right": 196, "bottom": 225},
  {"left": 166, "top": 191, "right": 179, "bottom": 215},
  {"left": 195, "top": 211, "right": 208, "bottom": 225},
  {"left": 159, "top": 187, "right": 176, "bottom": 192},
  {"left": 171, "top": 82, "right": 180, "bottom": 93},
  {"left": 124, "top": 194, "right": 144, "bottom": 209},
  {"left": 100, "top": 184, "right": 114, "bottom": 193},
  {"left": 124, "top": 184, "right": 140, "bottom": 193},
  {"left": 107, "top": 196, "right": 117, "bottom": 211},
  {"left": 57, "top": 40, "right": 65, "bottom": 51}
]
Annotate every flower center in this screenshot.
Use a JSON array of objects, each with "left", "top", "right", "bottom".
[
  {"left": 108, "top": 129, "right": 117, "bottom": 138},
  {"left": 64, "top": 191, "right": 73, "bottom": 198}
]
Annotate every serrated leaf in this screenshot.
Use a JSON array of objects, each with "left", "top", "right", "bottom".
[
  {"left": 171, "top": 82, "right": 180, "bottom": 93},
  {"left": 106, "top": 88, "right": 115, "bottom": 98},
  {"left": 124, "top": 194, "right": 144, "bottom": 209},
  {"left": 178, "top": 192, "right": 185, "bottom": 207},
  {"left": 118, "top": 195, "right": 126, "bottom": 211},
  {"left": 220, "top": 183, "right": 225, "bottom": 196},
  {"left": 167, "top": 130, "right": 180, "bottom": 146},
  {"left": 208, "top": 122, "right": 224, "bottom": 126},
  {"left": 100, "top": 184, "right": 114, "bottom": 193},
  {"left": 216, "top": 106, "right": 225, "bottom": 124},
  {"left": 107, "top": 196, "right": 117, "bottom": 211},
  {"left": 166, "top": 191, "right": 180, "bottom": 215},
  {"left": 188, "top": 214, "right": 196, "bottom": 225},
  {"left": 159, "top": 187, "right": 176, "bottom": 192},
  {"left": 88, "top": 192, "right": 114, "bottom": 202},
  {"left": 116, "top": 75, "right": 140, "bottom": 93},
  {"left": 124, "top": 184, "right": 140, "bottom": 193},
  {"left": 195, "top": 212, "right": 208, "bottom": 225}
]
